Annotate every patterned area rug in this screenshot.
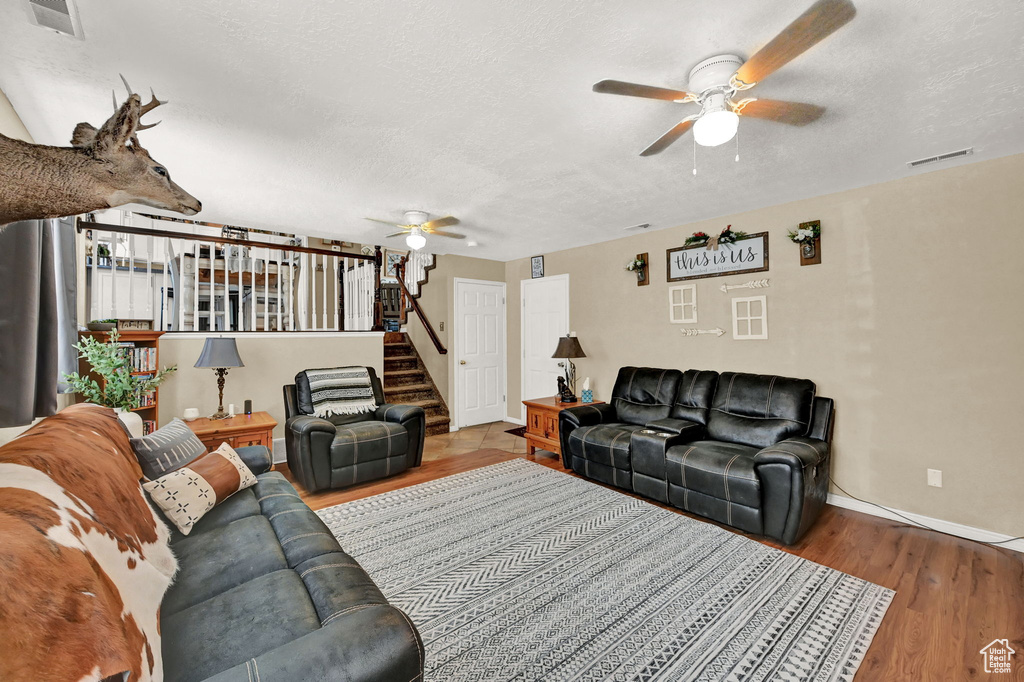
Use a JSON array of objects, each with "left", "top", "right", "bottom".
[{"left": 318, "top": 460, "right": 893, "bottom": 681}]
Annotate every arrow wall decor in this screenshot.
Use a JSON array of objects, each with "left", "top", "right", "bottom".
[
  {"left": 719, "top": 278, "right": 771, "bottom": 293},
  {"left": 680, "top": 328, "right": 726, "bottom": 337}
]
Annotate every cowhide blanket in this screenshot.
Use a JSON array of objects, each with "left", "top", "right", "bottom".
[{"left": 0, "top": 403, "right": 177, "bottom": 681}]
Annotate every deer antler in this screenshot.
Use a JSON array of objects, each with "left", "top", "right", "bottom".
[
  {"left": 118, "top": 74, "right": 165, "bottom": 130},
  {"left": 136, "top": 90, "right": 166, "bottom": 130}
]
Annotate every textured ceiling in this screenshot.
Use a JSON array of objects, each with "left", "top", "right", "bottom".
[{"left": 1, "top": 0, "right": 1022, "bottom": 260}]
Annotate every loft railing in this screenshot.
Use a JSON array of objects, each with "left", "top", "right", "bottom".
[
  {"left": 402, "top": 249, "right": 433, "bottom": 297},
  {"left": 77, "top": 219, "right": 384, "bottom": 332},
  {"left": 396, "top": 255, "right": 447, "bottom": 354}
]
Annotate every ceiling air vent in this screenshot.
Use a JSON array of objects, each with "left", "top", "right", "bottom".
[
  {"left": 907, "top": 147, "right": 973, "bottom": 169},
  {"left": 623, "top": 223, "right": 651, "bottom": 231},
  {"left": 24, "top": 0, "right": 83, "bottom": 39}
]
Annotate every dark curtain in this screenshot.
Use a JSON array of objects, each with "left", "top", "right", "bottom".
[{"left": 0, "top": 219, "right": 77, "bottom": 427}]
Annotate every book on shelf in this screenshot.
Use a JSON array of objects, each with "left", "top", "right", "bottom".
[
  {"left": 142, "top": 420, "right": 157, "bottom": 436},
  {"left": 117, "top": 344, "right": 158, "bottom": 372},
  {"left": 134, "top": 374, "right": 157, "bottom": 408}
]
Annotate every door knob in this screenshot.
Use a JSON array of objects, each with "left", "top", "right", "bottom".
[{"left": 460, "top": 360, "right": 466, "bottom": 365}]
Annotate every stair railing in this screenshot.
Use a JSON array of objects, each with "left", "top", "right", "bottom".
[{"left": 396, "top": 256, "right": 447, "bottom": 354}]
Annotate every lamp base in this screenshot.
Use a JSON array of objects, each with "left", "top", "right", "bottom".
[{"left": 209, "top": 409, "right": 230, "bottom": 420}]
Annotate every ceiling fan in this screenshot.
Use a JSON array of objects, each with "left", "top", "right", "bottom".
[
  {"left": 593, "top": 0, "right": 856, "bottom": 156},
  {"left": 365, "top": 210, "right": 465, "bottom": 250}
]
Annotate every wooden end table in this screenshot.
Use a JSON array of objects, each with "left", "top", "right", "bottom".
[
  {"left": 522, "top": 395, "right": 605, "bottom": 457},
  {"left": 185, "top": 411, "right": 277, "bottom": 458}
]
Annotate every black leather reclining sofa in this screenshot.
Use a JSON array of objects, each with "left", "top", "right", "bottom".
[{"left": 559, "top": 367, "right": 834, "bottom": 545}]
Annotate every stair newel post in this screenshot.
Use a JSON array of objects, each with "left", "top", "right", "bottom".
[{"left": 372, "top": 245, "right": 385, "bottom": 331}]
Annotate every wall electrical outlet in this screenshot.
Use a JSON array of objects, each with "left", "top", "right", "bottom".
[{"left": 927, "top": 469, "right": 943, "bottom": 488}]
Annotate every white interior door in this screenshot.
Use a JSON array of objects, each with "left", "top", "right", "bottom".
[
  {"left": 521, "top": 274, "right": 569, "bottom": 414},
  {"left": 455, "top": 279, "right": 506, "bottom": 428}
]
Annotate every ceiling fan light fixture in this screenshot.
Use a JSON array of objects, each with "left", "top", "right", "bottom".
[
  {"left": 693, "top": 93, "right": 739, "bottom": 147},
  {"left": 406, "top": 227, "right": 426, "bottom": 250}
]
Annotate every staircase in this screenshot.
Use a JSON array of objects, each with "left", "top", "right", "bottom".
[{"left": 383, "top": 331, "right": 451, "bottom": 437}]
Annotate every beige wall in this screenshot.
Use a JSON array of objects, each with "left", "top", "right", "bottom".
[
  {"left": 406, "top": 254, "right": 506, "bottom": 411},
  {"left": 157, "top": 333, "right": 384, "bottom": 441},
  {"left": 0, "top": 87, "right": 32, "bottom": 142},
  {"left": 506, "top": 153, "right": 1024, "bottom": 537}
]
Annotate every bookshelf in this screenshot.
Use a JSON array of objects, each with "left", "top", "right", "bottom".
[{"left": 77, "top": 330, "right": 165, "bottom": 435}]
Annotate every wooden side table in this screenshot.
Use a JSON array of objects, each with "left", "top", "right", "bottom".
[
  {"left": 185, "top": 411, "right": 277, "bottom": 456},
  {"left": 522, "top": 396, "right": 604, "bottom": 457}
]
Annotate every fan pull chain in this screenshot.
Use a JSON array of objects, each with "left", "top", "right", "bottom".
[
  {"left": 693, "top": 136, "right": 697, "bottom": 176},
  {"left": 735, "top": 128, "right": 740, "bottom": 163}
]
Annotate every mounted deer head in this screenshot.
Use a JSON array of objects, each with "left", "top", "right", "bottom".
[{"left": 0, "top": 78, "right": 201, "bottom": 225}]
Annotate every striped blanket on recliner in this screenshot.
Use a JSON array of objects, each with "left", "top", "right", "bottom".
[{"left": 302, "top": 366, "right": 377, "bottom": 417}]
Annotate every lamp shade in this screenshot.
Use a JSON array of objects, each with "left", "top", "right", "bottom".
[
  {"left": 552, "top": 335, "right": 586, "bottom": 359},
  {"left": 194, "top": 337, "right": 244, "bottom": 369}
]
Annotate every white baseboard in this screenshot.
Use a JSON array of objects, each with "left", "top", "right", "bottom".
[
  {"left": 505, "top": 416, "right": 525, "bottom": 426},
  {"left": 450, "top": 424, "right": 459, "bottom": 433},
  {"left": 827, "top": 493, "right": 1023, "bottom": 554},
  {"left": 272, "top": 437, "right": 286, "bottom": 464}
]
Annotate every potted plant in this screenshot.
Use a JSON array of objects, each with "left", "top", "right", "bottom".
[{"left": 62, "top": 330, "right": 176, "bottom": 437}]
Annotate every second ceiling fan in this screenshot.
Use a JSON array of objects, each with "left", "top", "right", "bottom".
[
  {"left": 593, "top": 0, "right": 857, "bottom": 156},
  {"left": 365, "top": 210, "right": 465, "bottom": 250}
]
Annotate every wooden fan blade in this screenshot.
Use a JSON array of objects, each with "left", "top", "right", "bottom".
[
  {"left": 426, "top": 230, "right": 465, "bottom": 239},
  {"left": 733, "top": 0, "right": 856, "bottom": 87},
  {"left": 734, "top": 99, "right": 825, "bottom": 125},
  {"left": 640, "top": 117, "right": 697, "bottom": 156},
  {"left": 385, "top": 231, "right": 409, "bottom": 238},
  {"left": 365, "top": 217, "right": 405, "bottom": 228},
  {"left": 422, "top": 216, "right": 458, "bottom": 230},
  {"left": 593, "top": 79, "right": 694, "bottom": 102}
]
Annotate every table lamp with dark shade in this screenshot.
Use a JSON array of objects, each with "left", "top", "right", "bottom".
[
  {"left": 552, "top": 334, "right": 586, "bottom": 403},
  {"left": 194, "top": 337, "right": 244, "bottom": 420}
]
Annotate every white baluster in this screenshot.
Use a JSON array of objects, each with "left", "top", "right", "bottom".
[
  {"left": 109, "top": 233, "right": 118, "bottom": 318},
  {"left": 310, "top": 254, "right": 317, "bottom": 330},
  {"left": 128, "top": 233, "right": 135, "bottom": 318},
  {"left": 192, "top": 241, "right": 200, "bottom": 331},
  {"left": 160, "top": 237, "right": 168, "bottom": 330},
  {"left": 332, "top": 256, "right": 340, "bottom": 330},
  {"left": 277, "top": 254, "right": 283, "bottom": 333},
  {"left": 321, "top": 254, "right": 327, "bottom": 330},
  {"left": 263, "top": 251, "right": 270, "bottom": 332},
  {"left": 249, "top": 250, "right": 257, "bottom": 332}
]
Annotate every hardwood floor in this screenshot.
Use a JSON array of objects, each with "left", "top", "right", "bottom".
[{"left": 280, "top": 421, "right": 1024, "bottom": 681}]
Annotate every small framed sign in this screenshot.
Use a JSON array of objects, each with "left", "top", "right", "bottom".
[
  {"left": 531, "top": 255, "right": 545, "bottom": 279},
  {"left": 667, "top": 232, "right": 769, "bottom": 282},
  {"left": 117, "top": 319, "right": 153, "bottom": 331}
]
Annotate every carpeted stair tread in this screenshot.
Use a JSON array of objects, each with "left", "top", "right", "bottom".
[
  {"left": 387, "top": 369, "right": 425, "bottom": 378},
  {"left": 405, "top": 399, "right": 441, "bottom": 408},
  {"left": 385, "top": 382, "right": 433, "bottom": 394}
]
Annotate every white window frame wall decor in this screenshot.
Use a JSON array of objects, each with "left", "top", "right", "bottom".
[
  {"left": 732, "top": 295, "right": 768, "bottom": 340},
  {"left": 669, "top": 284, "right": 697, "bottom": 323}
]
